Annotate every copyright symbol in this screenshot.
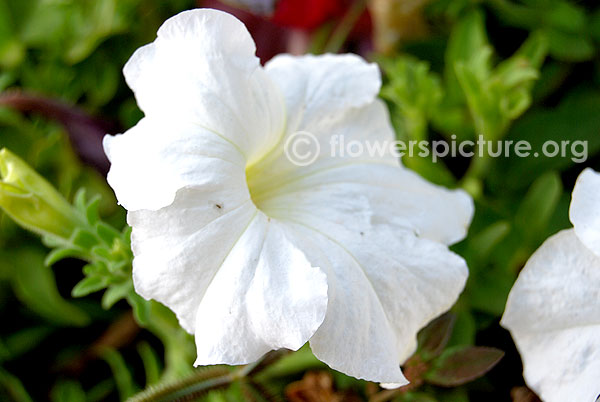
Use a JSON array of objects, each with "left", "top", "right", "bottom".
[{"left": 284, "top": 131, "right": 320, "bottom": 167}]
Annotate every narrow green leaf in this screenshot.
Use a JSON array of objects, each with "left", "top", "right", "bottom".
[
  {"left": 127, "top": 293, "right": 151, "bottom": 326},
  {"left": 86, "top": 195, "right": 101, "bottom": 226},
  {"left": 91, "top": 245, "right": 112, "bottom": 261},
  {"left": 70, "top": 227, "right": 99, "bottom": 249},
  {"left": 468, "top": 221, "right": 511, "bottom": 263},
  {"left": 256, "top": 344, "right": 325, "bottom": 380},
  {"left": 0, "top": 367, "right": 33, "bottom": 402},
  {"left": 72, "top": 275, "right": 106, "bottom": 297},
  {"left": 86, "top": 379, "right": 114, "bottom": 402},
  {"left": 96, "top": 221, "right": 121, "bottom": 245},
  {"left": 397, "top": 392, "right": 439, "bottom": 402},
  {"left": 82, "top": 261, "right": 109, "bottom": 276},
  {"left": 515, "top": 171, "right": 562, "bottom": 243},
  {"left": 445, "top": 9, "right": 489, "bottom": 102},
  {"left": 11, "top": 249, "right": 89, "bottom": 326},
  {"left": 137, "top": 342, "right": 162, "bottom": 387},
  {"left": 547, "top": 29, "right": 595, "bottom": 62},
  {"left": 2, "top": 326, "right": 53, "bottom": 361},
  {"left": 101, "top": 280, "right": 132, "bottom": 309},
  {"left": 73, "top": 188, "right": 88, "bottom": 213},
  {"left": 45, "top": 247, "right": 83, "bottom": 266},
  {"left": 50, "top": 380, "right": 86, "bottom": 402},
  {"left": 102, "top": 348, "right": 137, "bottom": 400}
]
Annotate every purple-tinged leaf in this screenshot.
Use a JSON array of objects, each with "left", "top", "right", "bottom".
[
  {"left": 424, "top": 346, "right": 504, "bottom": 387},
  {"left": 417, "top": 312, "right": 456, "bottom": 360},
  {"left": 0, "top": 91, "right": 118, "bottom": 175},
  {"left": 511, "top": 386, "right": 542, "bottom": 402}
]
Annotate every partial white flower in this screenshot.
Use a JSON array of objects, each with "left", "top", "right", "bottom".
[
  {"left": 103, "top": 8, "right": 473, "bottom": 385},
  {"left": 502, "top": 168, "right": 600, "bottom": 402}
]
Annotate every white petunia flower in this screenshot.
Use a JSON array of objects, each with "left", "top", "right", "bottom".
[
  {"left": 103, "top": 8, "right": 473, "bottom": 385},
  {"left": 502, "top": 168, "right": 600, "bottom": 402}
]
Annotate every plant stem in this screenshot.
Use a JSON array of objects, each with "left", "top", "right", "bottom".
[{"left": 324, "top": 0, "right": 367, "bottom": 53}]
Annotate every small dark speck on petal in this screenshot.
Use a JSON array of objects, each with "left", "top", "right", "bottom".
[{"left": 215, "top": 204, "right": 223, "bottom": 209}]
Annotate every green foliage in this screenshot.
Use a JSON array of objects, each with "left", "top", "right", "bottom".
[
  {"left": 102, "top": 348, "right": 138, "bottom": 400},
  {"left": 9, "top": 248, "right": 90, "bottom": 326},
  {"left": 0, "top": 367, "right": 33, "bottom": 402},
  {"left": 0, "top": 0, "right": 598, "bottom": 400},
  {"left": 488, "top": 0, "right": 598, "bottom": 61}
]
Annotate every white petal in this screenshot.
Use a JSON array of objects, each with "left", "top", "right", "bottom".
[
  {"left": 129, "top": 188, "right": 256, "bottom": 332},
  {"left": 502, "top": 229, "right": 600, "bottom": 402},
  {"left": 247, "top": 100, "right": 399, "bottom": 200},
  {"left": 570, "top": 168, "right": 600, "bottom": 257},
  {"left": 259, "top": 163, "right": 473, "bottom": 246},
  {"left": 129, "top": 190, "right": 328, "bottom": 362},
  {"left": 104, "top": 119, "right": 247, "bottom": 211},
  {"left": 264, "top": 53, "right": 381, "bottom": 135},
  {"left": 194, "top": 216, "right": 328, "bottom": 365},
  {"left": 123, "top": 9, "right": 285, "bottom": 163},
  {"left": 275, "top": 195, "right": 468, "bottom": 384},
  {"left": 247, "top": 54, "right": 387, "bottom": 191}
]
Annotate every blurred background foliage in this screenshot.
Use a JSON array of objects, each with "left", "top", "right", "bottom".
[{"left": 0, "top": 0, "right": 598, "bottom": 401}]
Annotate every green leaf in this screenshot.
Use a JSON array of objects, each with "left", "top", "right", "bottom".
[
  {"left": 0, "top": 367, "right": 33, "bottom": 402},
  {"left": 446, "top": 309, "right": 476, "bottom": 347},
  {"left": 127, "top": 293, "right": 151, "bottom": 326},
  {"left": 72, "top": 275, "right": 106, "bottom": 298},
  {"left": 467, "top": 221, "right": 511, "bottom": 264},
  {"left": 546, "top": 29, "right": 595, "bottom": 62},
  {"left": 380, "top": 56, "right": 443, "bottom": 141},
  {"left": 514, "top": 171, "right": 562, "bottom": 244},
  {"left": 83, "top": 261, "right": 110, "bottom": 277},
  {"left": 73, "top": 188, "right": 88, "bottom": 213},
  {"left": 137, "top": 342, "right": 162, "bottom": 387},
  {"left": 0, "top": 1, "right": 25, "bottom": 69},
  {"left": 1, "top": 326, "right": 53, "bottom": 362},
  {"left": 444, "top": 9, "right": 489, "bottom": 103},
  {"left": 85, "top": 195, "right": 101, "bottom": 226},
  {"left": 86, "top": 379, "right": 114, "bottom": 402},
  {"left": 44, "top": 247, "right": 83, "bottom": 266},
  {"left": 396, "top": 392, "right": 439, "bottom": 402},
  {"left": 425, "top": 346, "right": 504, "bottom": 387},
  {"left": 10, "top": 249, "right": 90, "bottom": 326},
  {"left": 102, "top": 347, "right": 137, "bottom": 400},
  {"left": 256, "top": 344, "right": 325, "bottom": 380},
  {"left": 466, "top": 267, "right": 515, "bottom": 315},
  {"left": 96, "top": 221, "right": 121, "bottom": 245},
  {"left": 488, "top": 0, "right": 592, "bottom": 63},
  {"left": 591, "top": 10, "right": 600, "bottom": 42},
  {"left": 50, "top": 380, "right": 86, "bottom": 402},
  {"left": 91, "top": 245, "right": 112, "bottom": 261},
  {"left": 498, "top": 91, "right": 600, "bottom": 190},
  {"left": 70, "top": 227, "right": 99, "bottom": 249},
  {"left": 101, "top": 280, "right": 132, "bottom": 309}
]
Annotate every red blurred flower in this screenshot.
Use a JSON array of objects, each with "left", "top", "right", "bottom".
[{"left": 272, "top": 0, "right": 345, "bottom": 30}]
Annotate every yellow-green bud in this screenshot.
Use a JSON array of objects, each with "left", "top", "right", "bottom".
[{"left": 0, "top": 148, "right": 84, "bottom": 239}]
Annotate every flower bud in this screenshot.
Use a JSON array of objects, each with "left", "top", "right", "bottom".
[{"left": 0, "top": 148, "right": 84, "bottom": 239}]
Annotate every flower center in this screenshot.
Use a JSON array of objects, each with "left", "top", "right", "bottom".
[
  {"left": 244, "top": 135, "right": 291, "bottom": 215},
  {"left": 245, "top": 162, "right": 269, "bottom": 212}
]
